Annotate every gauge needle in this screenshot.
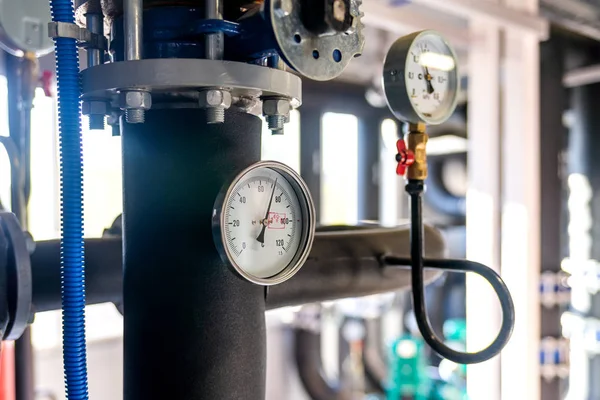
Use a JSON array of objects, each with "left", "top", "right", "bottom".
[
  {"left": 423, "top": 66, "right": 435, "bottom": 94},
  {"left": 256, "top": 178, "right": 278, "bottom": 244}
]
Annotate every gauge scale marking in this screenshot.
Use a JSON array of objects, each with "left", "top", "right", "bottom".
[{"left": 214, "top": 162, "right": 315, "bottom": 285}]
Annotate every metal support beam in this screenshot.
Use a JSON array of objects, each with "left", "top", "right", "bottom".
[
  {"left": 85, "top": 13, "right": 103, "bottom": 68},
  {"left": 465, "top": 19, "right": 501, "bottom": 400},
  {"left": 412, "top": 0, "right": 548, "bottom": 39},
  {"left": 124, "top": 0, "right": 143, "bottom": 61},
  {"left": 500, "top": 0, "right": 541, "bottom": 399},
  {"left": 205, "top": 0, "right": 224, "bottom": 60},
  {"left": 361, "top": 2, "right": 471, "bottom": 50},
  {"left": 539, "top": 36, "right": 567, "bottom": 400}
]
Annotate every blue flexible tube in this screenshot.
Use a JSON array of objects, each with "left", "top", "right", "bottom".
[{"left": 49, "top": 0, "right": 89, "bottom": 399}]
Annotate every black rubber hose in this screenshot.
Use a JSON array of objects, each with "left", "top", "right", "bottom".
[
  {"left": 386, "top": 180, "right": 514, "bottom": 365},
  {"left": 362, "top": 318, "right": 386, "bottom": 393},
  {"left": 384, "top": 254, "right": 515, "bottom": 364},
  {"left": 294, "top": 327, "right": 350, "bottom": 400}
]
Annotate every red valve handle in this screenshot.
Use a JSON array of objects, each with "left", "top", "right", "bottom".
[
  {"left": 40, "top": 70, "right": 54, "bottom": 98},
  {"left": 395, "top": 139, "right": 415, "bottom": 176}
]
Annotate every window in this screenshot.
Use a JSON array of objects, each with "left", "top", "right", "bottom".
[
  {"left": 320, "top": 112, "right": 358, "bottom": 225},
  {"left": 28, "top": 88, "right": 59, "bottom": 239},
  {"left": 80, "top": 118, "right": 123, "bottom": 238},
  {"left": 379, "top": 119, "right": 402, "bottom": 227},
  {"left": 0, "top": 75, "right": 10, "bottom": 211}
]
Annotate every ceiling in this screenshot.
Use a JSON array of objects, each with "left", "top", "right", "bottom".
[{"left": 541, "top": 0, "right": 600, "bottom": 40}]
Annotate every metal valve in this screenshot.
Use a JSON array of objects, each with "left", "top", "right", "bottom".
[{"left": 395, "top": 139, "right": 415, "bottom": 176}]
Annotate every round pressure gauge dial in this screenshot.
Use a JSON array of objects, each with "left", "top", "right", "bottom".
[
  {"left": 213, "top": 161, "right": 316, "bottom": 285},
  {"left": 383, "top": 30, "right": 459, "bottom": 125}
]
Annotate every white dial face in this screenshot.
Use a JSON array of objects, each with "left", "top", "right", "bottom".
[
  {"left": 405, "top": 32, "right": 458, "bottom": 124},
  {"left": 221, "top": 165, "right": 310, "bottom": 281}
]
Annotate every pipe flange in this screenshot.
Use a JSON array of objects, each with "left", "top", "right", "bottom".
[
  {"left": 0, "top": 212, "right": 32, "bottom": 340},
  {"left": 80, "top": 58, "right": 302, "bottom": 108},
  {"left": 269, "top": 0, "right": 365, "bottom": 81}
]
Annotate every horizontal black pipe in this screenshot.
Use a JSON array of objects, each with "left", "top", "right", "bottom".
[
  {"left": 30, "top": 225, "right": 446, "bottom": 314},
  {"left": 31, "top": 237, "right": 123, "bottom": 313},
  {"left": 266, "top": 226, "right": 445, "bottom": 308}
]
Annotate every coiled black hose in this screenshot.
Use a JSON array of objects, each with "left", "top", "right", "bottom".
[{"left": 381, "top": 180, "right": 515, "bottom": 365}]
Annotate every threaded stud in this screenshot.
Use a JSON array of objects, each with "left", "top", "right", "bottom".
[
  {"left": 206, "top": 107, "right": 225, "bottom": 124},
  {"left": 125, "top": 109, "right": 145, "bottom": 124},
  {"left": 266, "top": 115, "right": 285, "bottom": 133},
  {"left": 88, "top": 115, "right": 105, "bottom": 131}
]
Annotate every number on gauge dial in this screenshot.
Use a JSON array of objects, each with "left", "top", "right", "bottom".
[{"left": 223, "top": 169, "right": 303, "bottom": 279}]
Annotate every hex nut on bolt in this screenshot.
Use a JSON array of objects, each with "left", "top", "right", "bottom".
[
  {"left": 119, "top": 91, "right": 152, "bottom": 124},
  {"left": 82, "top": 100, "right": 108, "bottom": 130},
  {"left": 263, "top": 98, "right": 291, "bottom": 133},
  {"left": 119, "top": 91, "right": 152, "bottom": 110},
  {"left": 199, "top": 89, "right": 232, "bottom": 124},
  {"left": 263, "top": 98, "right": 291, "bottom": 117},
  {"left": 82, "top": 100, "right": 108, "bottom": 116}
]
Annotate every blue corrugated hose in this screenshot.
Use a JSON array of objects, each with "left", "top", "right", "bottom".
[{"left": 49, "top": 0, "right": 89, "bottom": 399}]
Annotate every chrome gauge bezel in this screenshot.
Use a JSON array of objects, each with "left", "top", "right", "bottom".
[
  {"left": 212, "top": 161, "right": 316, "bottom": 286},
  {"left": 383, "top": 30, "right": 460, "bottom": 125}
]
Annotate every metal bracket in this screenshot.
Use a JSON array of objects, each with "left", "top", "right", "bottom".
[{"left": 47, "top": 21, "right": 107, "bottom": 50}]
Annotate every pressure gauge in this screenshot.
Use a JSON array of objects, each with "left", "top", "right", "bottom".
[
  {"left": 383, "top": 30, "right": 459, "bottom": 125},
  {"left": 213, "top": 161, "right": 316, "bottom": 285}
]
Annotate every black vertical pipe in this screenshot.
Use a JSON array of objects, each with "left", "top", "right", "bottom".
[
  {"left": 540, "top": 38, "right": 566, "bottom": 400},
  {"left": 14, "top": 329, "right": 35, "bottom": 400},
  {"left": 357, "top": 116, "right": 380, "bottom": 223},
  {"left": 300, "top": 109, "right": 322, "bottom": 222},
  {"left": 122, "top": 109, "right": 266, "bottom": 400},
  {"left": 570, "top": 82, "right": 600, "bottom": 400},
  {"left": 6, "top": 53, "right": 35, "bottom": 400}
]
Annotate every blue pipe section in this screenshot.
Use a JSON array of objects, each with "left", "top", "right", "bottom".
[{"left": 49, "top": 0, "right": 89, "bottom": 399}]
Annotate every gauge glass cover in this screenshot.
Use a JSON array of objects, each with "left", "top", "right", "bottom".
[
  {"left": 383, "top": 30, "right": 459, "bottom": 125},
  {"left": 213, "top": 161, "right": 315, "bottom": 285}
]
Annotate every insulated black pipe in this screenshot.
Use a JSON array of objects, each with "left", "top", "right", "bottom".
[
  {"left": 121, "top": 109, "right": 265, "bottom": 400},
  {"left": 30, "top": 238, "right": 123, "bottom": 312},
  {"left": 30, "top": 226, "right": 446, "bottom": 313}
]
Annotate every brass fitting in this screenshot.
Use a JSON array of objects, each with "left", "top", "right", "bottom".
[{"left": 406, "top": 122, "right": 428, "bottom": 181}]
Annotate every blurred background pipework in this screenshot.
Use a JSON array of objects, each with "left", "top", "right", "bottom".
[{"left": 0, "top": 0, "right": 599, "bottom": 399}]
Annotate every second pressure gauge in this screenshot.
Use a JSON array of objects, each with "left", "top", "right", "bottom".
[
  {"left": 383, "top": 30, "right": 459, "bottom": 125},
  {"left": 213, "top": 161, "right": 316, "bottom": 285}
]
